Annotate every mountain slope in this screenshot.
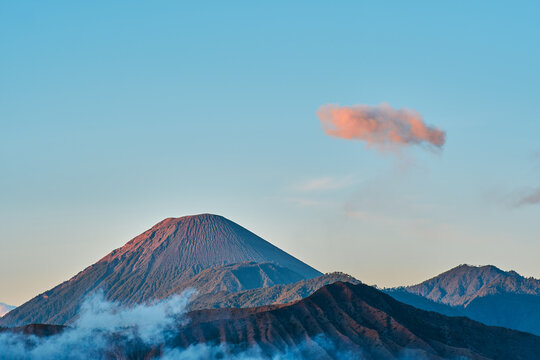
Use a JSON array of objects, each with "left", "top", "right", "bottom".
[
  {"left": 0, "top": 214, "right": 321, "bottom": 327},
  {"left": 175, "top": 261, "right": 307, "bottom": 296},
  {"left": 7, "top": 282, "right": 540, "bottom": 359},
  {"left": 189, "top": 271, "right": 360, "bottom": 310},
  {"left": 100, "top": 214, "right": 320, "bottom": 280},
  {"left": 171, "top": 282, "right": 540, "bottom": 359},
  {"left": 385, "top": 264, "right": 540, "bottom": 335},
  {"left": 396, "top": 264, "right": 508, "bottom": 306}
]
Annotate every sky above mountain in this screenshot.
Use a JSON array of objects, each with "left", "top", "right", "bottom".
[{"left": 1, "top": 1, "right": 540, "bottom": 305}]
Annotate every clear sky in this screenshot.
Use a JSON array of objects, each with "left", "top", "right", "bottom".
[{"left": 1, "top": 1, "right": 540, "bottom": 305}]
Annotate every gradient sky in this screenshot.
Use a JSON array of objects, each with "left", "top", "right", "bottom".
[{"left": 1, "top": 1, "right": 540, "bottom": 306}]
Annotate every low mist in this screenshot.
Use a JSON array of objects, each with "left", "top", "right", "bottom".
[{"left": 0, "top": 290, "right": 470, "bottom": 360}]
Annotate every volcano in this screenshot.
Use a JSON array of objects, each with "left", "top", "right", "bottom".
[{"left": 0, "top": 214, "right": 321, "bottom": 326}]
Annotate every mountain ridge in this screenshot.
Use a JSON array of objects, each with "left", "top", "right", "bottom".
[
  {"left": 6, "top": 282, "right": 540, "bottom": 359},
  {"left": 173, "top": 281, "right": 540, "bottom": 359},
  {"left": 188, "top": 271, "right": 361, "bottom": 310},
  {"left": 386, "top": 264, "right": 540, "bottom": 335}
]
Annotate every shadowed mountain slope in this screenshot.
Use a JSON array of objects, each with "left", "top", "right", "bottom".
[
  {"left": 0, "top": 214, "right": 321, "bottom": 327},
  {"left": 189, "top": 271, "right": 360, "bottom": 310},
  {"left": 386, "top": 264, "right": 540, "bottom": 335},
  {"left": 7, "top": 282, "right": 540, "bottom": 359},
  {"left": 170, "top": 282, "right": 540, "bottom": 359},
  {"left": 396, "top": 264, "right": 509, "bottom": 306},
  {"left": 175, "top": 261, "right": 307, "bottom": 296}
]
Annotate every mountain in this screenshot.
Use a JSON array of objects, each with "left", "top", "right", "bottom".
[
  {"left": 0, "top": 303, "right": 15, "bottom": 317},
  {"left": 393, "top": 264, "right": 509, "bottom": 306},
  {"left": 171, "top": 282, "right": 540, "bottom": 359},
  {"left": 189, "top": 271, "right": 361, "bottom": 310},
  {"left": 123, "top": 261, "right": 356, "bottom": 311},
  {"left": 385, "top": 264, "right": 540, "bottom": 335},
  {"left": 0, "top": 214, "right": 321, "bottom": 327},
  {"left": 9, "top": 282, "right": 540, "bottom": 359}
]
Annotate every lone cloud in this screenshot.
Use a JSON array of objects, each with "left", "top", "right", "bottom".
[
  {"left": 516, "top": 188, "right": 540, "bottom": 207},
  {"left": 317, "top": 103, "right": 445, "bottom": 151}
]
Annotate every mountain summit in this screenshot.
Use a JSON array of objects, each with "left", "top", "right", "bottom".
[
  {"left": 101, "top": 214, "right": 320, "bottom": 279},
  {"left": 398, "top": 264, "right": 508, "bottom": 306},
  {"left": 0, "top": 214, "right": 321, "bottom": 326},
  {"left": 386, "top": 264, "right": 540, "bottom": 335}
]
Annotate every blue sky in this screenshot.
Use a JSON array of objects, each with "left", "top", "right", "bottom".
[{"left": 1, "top": 1, "right": 539, "bottom": 305}]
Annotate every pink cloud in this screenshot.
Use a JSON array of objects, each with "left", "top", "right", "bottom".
[
  {"left": 317, "top": 103, "right": 446, "bottom": 150},
  {"left": 516, "top": 188, "right": 540, "bottom": 207}
]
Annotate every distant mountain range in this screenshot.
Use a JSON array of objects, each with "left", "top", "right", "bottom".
[
  {"left": 385, "top": 264, "right": 540, "bottom": 335},
  {"left": 3, "top": 213, "right": 540, "bottom": 358},
  {"left": 0, "top": 303, "right": 15, "bottom": 318},
  {"left": 0, "top": 214, "right": 322, "bottom": 326}
]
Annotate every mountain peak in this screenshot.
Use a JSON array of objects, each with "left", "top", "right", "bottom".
[
  {"left": 404, "top": 264, "right": 506, "bottom": 306},
  {"left": 387, "top": 264, "right": 540, "bottom": 335},
  {"left": 103, "top": 214, "right": 320, "bottom": 277},
  {"left": 402, "top": 264, "right": 540, "bottom": 307},
  {"left": 450, "top": 263, "right": 503, "bottom": 273},
  {"left": 152, "top": 213, "right": 226, "bottom": 227},
  {"left": 1, "top": 214, "right": 321, "bottom": 326}
]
